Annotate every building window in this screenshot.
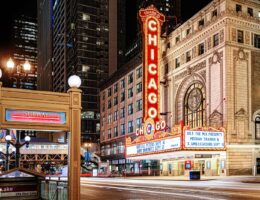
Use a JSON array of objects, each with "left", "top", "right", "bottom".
[
  {"left": 136, "top": 117, "right": 142, "bottom": 128},
  {"left": 128, "top": 88, "right": 133, "bottom": 98},
  {"left": 128, "top": 121, "right": 133, "bottom": 133},
  {"left": 198, "top": 43, "right": 205, "bottom": 55},
  {"left": 213, "top": 33, "right": 219, "bottom": 47},
  {"left": 113, "top": 96, "right": 118, "bottom": 106},
  {"left": 136, "top": 99, "right": 142, "bottom": 112},
  {"left": 114, "top": 126, "right": 118, "bottom": 137},
  {"left": 212, "top": 9, "right": 218, "bottom": 18},
  {"left": 120, "top": 107, "right": 125, "bottom": 118},
  {"left": 128, "top": 73, "right": 133, "bottom": 84},
  {"left": 236, "top": 4, "right": 242, "bottom": 13},
  {"left": 237, "top": 30, "right": 244, "bottom": 43},
  {"left": 186, "top": 28, "right": 191, "bottom": 36},
  {"left": 258, "top": 11, "right": 260, "bottom": 18},
  {"left": 108, "top": 129, "right": 111, "bottom": 139},
  {"left": 254, "top": 34, "right": 260, "bottom": 48},
  {"left": 120, "top": 91, "right": 125, "bottom": 102},
  {"left": 108, "top": 88, "right": 112, "bottom": 97},
  {"left": 136, "top": 67, "right": 142, "bottom": 78},
  {"left": 167, "top": 42, "right": 171, "bottom": 49},
  {"left": 165, "top": 63, "right": 168, "bottom": 75},
  {"left": 186, "top": 51, "right": 191, "bottom": 62},
  {"left": 82, "top": 13, "right": 90, "bottom": 21},
  {"left": 175, "top": 36, "right": 180, "bottom": 43},
  {"left": 255, "top": 117, "right": 260, "bottom": 139},
  {"left": 82, "top": 65, "right": 89, "bottom": 72},
  {"left": 120, "top": 124, "right": 125, "bottom": 135},
  {"left": 248, "top": 8, "right": 253, "bottom": 17},
  {"left": 175, "top": 58, "right": 180, "bottom": 68},
  {"left": 114, "top": 110, "right": 118, "bottom": 121},
  {"left": 108, "top": 114, "right": 112, "bottom": 124},
  {"left": 114, "top": 83, "right": 118, "bottom": 93},
  {"left": 184, "top": 82, "right": 205, "bottom": 128},
  {"left": 108, "top": 100, "right": 112, "bottom": 109},
  {"left": 198, "top": 19, "right": 204, "bottom": 28},
  {"left": 136, "top": 82, "right": 142, "bottom": 93},
  {"left": 120, "top": 79, "right": 125, "bottom": 88},
  {"left": 128, "top": 103, "right": 133, "bottom": 115}
]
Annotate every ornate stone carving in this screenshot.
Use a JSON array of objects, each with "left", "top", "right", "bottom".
[
  {"left": 231, "top": 28, "right": 236, "bottom": 42},
  {"left": 219, "top": 29, "right": 224, "bottom": 43},
  {"left": 235, "top": 108, "right": 248, "bottom": 119},
  {"left": 174, "top": 61, "right": 206, "bottom": 81},
  {"left": 245, "top": 31, "right": 250, "bottom": 45},
  {"left": 207, "top": 37, "right": 212, "bottom": 51},
  {"left": 209, "top": 110, "right": 223, "bottom": 128},
  {"left": 209, "top": 51, "right": 223, "bottom": 66},
  {"left": 234, "top": 48, "right": 248, "bottom": 61}
]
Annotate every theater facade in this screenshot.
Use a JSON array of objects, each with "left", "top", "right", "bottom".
[{"left": 101, "top": 0, "right": 260, "bottom": 176}]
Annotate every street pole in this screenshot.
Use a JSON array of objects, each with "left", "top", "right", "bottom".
[
  {"left": 15, "top": 131, "right": 20, "bottom": 168},
  {"left": 5, "top": 143, "right": 9, "bottom": 171}
]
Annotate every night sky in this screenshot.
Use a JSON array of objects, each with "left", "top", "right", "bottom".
[{"left": 0, "top": 0, "right": 212, "bottom": 60}]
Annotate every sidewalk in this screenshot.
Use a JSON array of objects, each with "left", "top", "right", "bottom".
[{"left": 123, "top": 175, "right": 260, "bottom": 183}]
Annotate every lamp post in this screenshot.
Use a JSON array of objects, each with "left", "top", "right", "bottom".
[
  {"left": 0, "top": 139, "right": 15, "bottom": 171},
  {"left": 5, "top": 58, "right": 32, "bottom": 88},
  {"left": 4, "top": 132, "right": 31, "bottom": 169}
]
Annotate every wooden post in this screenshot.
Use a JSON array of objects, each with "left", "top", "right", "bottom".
[{"left": 68, "top": 88, "right": 81, "bottom": 200}]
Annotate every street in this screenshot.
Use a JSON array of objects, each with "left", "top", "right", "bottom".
[{"left": 81, "top": 177, "right": 260, "bottom": 200}]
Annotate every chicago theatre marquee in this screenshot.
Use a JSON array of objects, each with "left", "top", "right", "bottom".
[{"left": 126, "top": 0, "right": 260, "bottom": 177}]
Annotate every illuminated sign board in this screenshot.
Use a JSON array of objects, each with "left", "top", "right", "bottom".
[
  {"left": 184, "top": 130, "right": 225, "bottom": 149},
  {"left": 126, "top": 136, "right": 181, "bottom": 156},
  {"left": 139, "top": 5, "right": 165, "bottom": 123},
  {"left": 5, "top": 109, "right": 66, "bottom": 124}
]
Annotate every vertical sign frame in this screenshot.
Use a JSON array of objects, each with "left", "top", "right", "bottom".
[{"left": 139, "top": 5, "right": 165, "bottom": 124}]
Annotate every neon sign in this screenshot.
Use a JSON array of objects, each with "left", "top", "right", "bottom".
[
  {"left": 139, "top": 5, "right": 165, "bottom": 123},
  {"left": 5, "top": 109, "right": 66, "bottom": 124}
]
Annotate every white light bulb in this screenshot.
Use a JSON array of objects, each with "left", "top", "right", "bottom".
[{"left": 68, "top": 75, "right": 81, "bottom": 88}]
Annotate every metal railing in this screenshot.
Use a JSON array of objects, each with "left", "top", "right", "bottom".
[{"left": 41, "top": 177, "right": 68, "bottom": 200}]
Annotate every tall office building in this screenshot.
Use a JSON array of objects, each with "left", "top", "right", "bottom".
[
  {"left": 108, "top": 0, "right": 126, "bottom": 75},
  {"left": 52, "top": 0, "right": 109, "bottom": 142},
  {"left": 12, "top": 15, "right": 37, "bottom": 89},
  {"left": 37, "top": 0, "right": 53, "bottom": 91}
]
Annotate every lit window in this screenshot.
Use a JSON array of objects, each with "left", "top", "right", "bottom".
[
  {"left": 82, "top": 14, "right": 90, "bottom": 21},
  {"left": 184, "top": 82, "right": 205, "bottom": 128},
  {"left": 82, "top": 65, "right": 89, "bottom": 72}
]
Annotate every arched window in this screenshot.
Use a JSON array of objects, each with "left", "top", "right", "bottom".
[
  {"left": 183, "top": 82, "right": 205, "bottom": 128},
  {"left": 255, "top": 116, "right": 260, "bottom": 139}
]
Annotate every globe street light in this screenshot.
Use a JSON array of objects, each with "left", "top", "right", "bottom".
[
  {"left": 5, "top": 58, "right": 32, "bottom": 88},
  {"left": 4, "top": 133, "right": 31, "bottom": 170},
  {"left": 68, "top": 75, "right": 81, "bottom": 88}
]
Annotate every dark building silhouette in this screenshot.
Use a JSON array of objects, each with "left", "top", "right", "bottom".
[{"left": 37, "top": 0, "right": 53, "bottom": 91}]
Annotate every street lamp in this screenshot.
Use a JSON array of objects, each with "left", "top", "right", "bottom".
[
  {"left": 68, "top": 75, "right": 81, "bottom": 88},
  {"left": 5, "top": 58, "right": 32, "bottom": 88},
  {"left": 4, "top": 132, "right": 31, "bottom": 170}
]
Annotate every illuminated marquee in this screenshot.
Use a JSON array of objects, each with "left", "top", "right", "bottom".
[{"left": 139, "top": 5, "right": 165, "bottom": 124}]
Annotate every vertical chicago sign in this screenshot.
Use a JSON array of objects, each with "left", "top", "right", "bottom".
[{"left": 136, "top": 5, "right": 165, "bottom": 139}]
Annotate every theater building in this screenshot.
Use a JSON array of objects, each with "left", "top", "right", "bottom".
[{"left": 101, "top": 0, "right": 260, "bottom": 176}]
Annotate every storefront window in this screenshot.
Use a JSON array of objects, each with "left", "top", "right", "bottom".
[
  {"left": 101, "top": 146, "right": 105, "bottom": 156},
  {"left": 184, "top": 82, "right": 205, "bottom": 128}
]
